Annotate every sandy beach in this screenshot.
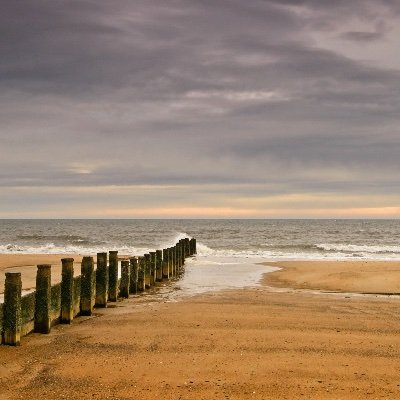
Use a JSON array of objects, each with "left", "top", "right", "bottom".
[
  {"left": 264, "top": 260, "right": 400, "bottom": 294},
  {"left": 0, "top": 254, "right": 84, "bottom": 292},
  {"left": 1, "top": 256, "right": 400, "bottom": 399}
]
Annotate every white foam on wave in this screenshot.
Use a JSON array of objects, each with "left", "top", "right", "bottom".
[
  {"left": 196, "top": 242, "right": 400, "bottom": 261},
  {"left": 0, "top": 242, "right": 155, "bottom": 256},
  {"left": 159, "top": 231, "right": 192, "bottom": 249},
  {"left": 2, "top": 235, "right": 400, "bottom": 261},
  {"left": 316, "top": 243, "right": 400, "bottom": 254}
]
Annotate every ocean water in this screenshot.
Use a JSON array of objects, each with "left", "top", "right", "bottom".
[
  {"left": 0, "top": 219, "right": 399, "bottom": 260},
  {"left": 0, "top": 219, "right": 399, "bottom": 298}
]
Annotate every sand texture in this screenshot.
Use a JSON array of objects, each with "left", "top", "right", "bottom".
[
  {"left": 264, "top": 260, "right": 400, "bottom": 294},
  {"left": 0, "top": 254, "right": 83, "bottom": 292},
  {"left": 1, "top": 258, "right": 400, "bottom": 399}
]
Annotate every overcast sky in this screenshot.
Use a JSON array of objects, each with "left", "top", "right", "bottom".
[{"left": 1, "top": 0, "right": 399, "bottom": 218}]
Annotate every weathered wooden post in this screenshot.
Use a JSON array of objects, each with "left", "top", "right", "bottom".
[
  {"left": 95, "top": 252, "right": 108, "bottom": 307},
  {"left": 162, "top": 248, "right": 169, "bottom": 279},
  {"left": 129, "top": 257, "right": 138, "bottom": 294},
  {"left": 156, "top": 250, "right": 163, "bottom": 281},
  {"left": 149, "top": 252, "right": 156, "bottom": 286},
  {"left": 177, "top": 244, "right": 181, "bottom": 273},
  {"left": 179, "top": 239, "right": 184, "bottom": 264},
  {"left": 184, "top": 238, "right": 190, "bottom": 258},
  {"left": 172, "top": 247, "right": 176, "bottom": 276},
  {"left": 144, "top": 253, "right": 151, "bottom": 288},
  {"left": 120, "top": 260, "right": 130, "bottom": 298},
  {"left": 80, "top": 256, "right": 95, "bottom": 316},
  {"left": 34, "top": 264, "right": 51, "bottom": 334},
  {"left": 190, "top": 238, "right": 197, "bottom": 255},
  {"left": 2, "top": 272, "right": 22, "bottom": 345},
  {"left": 179, "top": 240, "right": 184, "bottom": 268},
  {"left": 175, "top": 243, "right": 180, "bottom": 273},
  {"left": 181, "top": 239, "right": 185, "bottom": 266},
  {"left": 137, "top": 256, "right": 145, "bottom": 292},
  {"left": 108, "top": 250, "right": 118, "bottom": 302},
  {"left": 61, "top": 258, "right": 74, "bottom": 323},
  {"left": 173, "top": 245, "right": 178, "bottom": 276},
  {"left": 185, "top": 238, "right": 190, "bottom": 257},
  {"left": 168, "top": 247, "right": 172, "bottom": 278}
]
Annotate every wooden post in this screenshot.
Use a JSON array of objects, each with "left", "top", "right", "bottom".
[
  {"left": 166, "top": 248, "right": 171, "bottom": 278},
  {"left": 61, "top": 258, "right": 74, "bottom": 324},
  {"left": 176, "top": 243, "right": 180, "bottom": 273},
  {"left": 137, "top": 256, "right": 145, "bottom": 292},
  {"left": 120, "top": 260, "right": 130, "bottom": 298},
  {"left": 34, "top": 264, "right": 51, "bottom": 334},
  {"left": 172, "top": 247, "right": 176, "bottom": 277},
  {"left": 190, "top": 238, "right": 197, "bottom": 255},
  {"left": 149, "top": 252, "right": 156, "bottom": 286},
  {"left": 2, "top": 272, "right": 22, "bottom": 345},
  {"left": 185, "top": 238, "right": 190, "bottom": 258},
  {"left": 95, "top": 252, "right": 108, "bottom": 307},
  {"left": 179, "top": 240, "right": 184, "bottom": 268},
  {"left": 108, "top": 251, "right": 118, "bottom": 302},
  {"left": 80, "top": 256, "right": 95, "bottom": 316},
  {"left": 156, "top": 250, "right": 163, "bottom": 281},
  {"left": 144, "top": 254, "right": 151, "bottom": 288},
  {"left": 179, "top": 239, "right": 184, "bottom": 264},
  {"left": 178, "top": 239, "right": 183, "bottom": 272},
  {"left": 162, "top": 248, "right": 169, "bottom": 279},
  {"left": 129, "top": 257, "right": 138, "bottom": 294},
  {"left": 173, "top": 245, "right": 178, "bottom": 276}
]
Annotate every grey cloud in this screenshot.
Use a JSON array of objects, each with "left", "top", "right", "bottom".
[
  {"left": 340, "top": 30, "right": 384, "bottom": 42},
  {"left": 340, "top": 20, "right": 386, "bottom": 42},
  {"left": 0, "top": 1, "right": 400, "bottom": 216}
]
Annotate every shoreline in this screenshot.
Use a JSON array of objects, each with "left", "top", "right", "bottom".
[{"left": 2, "top": 254, "right": 400, "bottom": 295}]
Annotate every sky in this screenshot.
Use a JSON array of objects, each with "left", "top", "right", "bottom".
[{"left": 1, "top": 0, "right": 399, "bottom": 219}]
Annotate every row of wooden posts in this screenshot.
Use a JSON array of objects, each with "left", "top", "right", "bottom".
[{"left": 1, "top": 237, "right": 197, "bottom": 346}]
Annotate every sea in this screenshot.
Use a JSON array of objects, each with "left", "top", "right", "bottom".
[
  {"left": 1, "top": 219, "right": 399, "bottom": 260},
  {"left": 1, "top": 219, "right": 399, "bottom": 296}
]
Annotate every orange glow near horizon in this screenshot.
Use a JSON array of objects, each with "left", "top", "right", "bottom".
[
  {"left": 90, "top": 206, "right": 400, "bottom": 219},
  {"left": 1, "top": 186, "right": 399, "bottom": 219}
]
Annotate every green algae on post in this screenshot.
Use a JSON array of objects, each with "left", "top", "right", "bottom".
[
  {"left": 144, "top": 253, "right": 151, "bottom": 289},
  {"left": 120, "top": 260, "right": 130, "bottom": 299},
  {"left": 162, "top": 248, "right": 169, "bottom": 279},
  {"left": 129, "top": 257, "right": 138, "bottom": 294},
  {"left": 137, "top": 256, "right": 145, "bottom": 292},
  {"left": 3, "top": 272, "right": 22, "bottom": 346},
  {"left": 34, "top": 264, "right": 51, "bottom": 334},
  {"left": 156, "top": 250, "right": 163, "bottom": 282},
  {"left": 108, "top": 251, "right": 118, "bottom": 302},
  {"left": 80, "top": 256, "right": 95, "bottom": 316},
  {"left": 61, "top": 258, "right": 74, "bottom": 324},
  {"left": 95, "top": 252, "right": 108, "bottom": 307},
  {"left": 149, "top": 252, "right": 156, "bottom": 286}
]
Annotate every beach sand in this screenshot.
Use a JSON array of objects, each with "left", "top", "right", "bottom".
[
  {"left": 1, "top": 257, "right": 400, "bottom": 399},
  {"left": 264, "top": 260, "right": 400, "bottom": 294},
  {"left": 0, "top": 254, "right": 84, "bottom": 292}
]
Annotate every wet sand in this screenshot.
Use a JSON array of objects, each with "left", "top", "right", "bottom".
[{"left": 1, "top": 257, "right": 400, "bottom": 399}]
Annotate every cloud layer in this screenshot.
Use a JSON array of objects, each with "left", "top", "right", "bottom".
[{"left": 1, "top": 1, "right": 399, "bottom": 217}]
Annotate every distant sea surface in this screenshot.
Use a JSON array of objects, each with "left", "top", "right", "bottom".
[{"left": 0, "top": 219, "right": 399, "bottom": 261}]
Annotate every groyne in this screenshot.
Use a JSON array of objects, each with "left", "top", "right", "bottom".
[{"left": 0, "top": 237, "right": 197, "bottom": 346}]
